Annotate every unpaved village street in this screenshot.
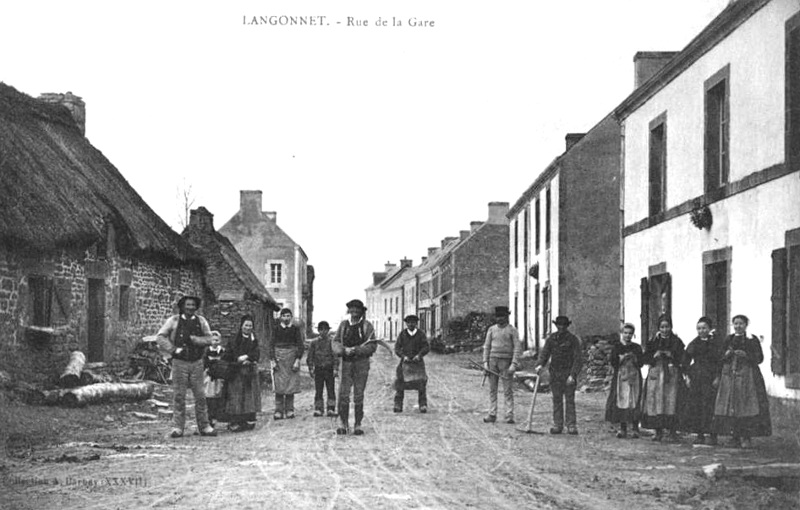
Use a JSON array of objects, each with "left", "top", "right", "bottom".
[{"left": 1, "top": 348, "right": 798, "bottom": 510}]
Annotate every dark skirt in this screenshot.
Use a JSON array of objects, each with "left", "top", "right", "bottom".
[
  {"left": 223, "top": 363, "right": 262, "bottom": 423},
  {"left": 605, "top": 360, "right": 641, "bottom": 424},
  {"left": 640, "top": 362, "right": 682, "bottom": 430},
  {"left": 712, "top": 360, "right": 771, "bottom": 437},
  {"left": 679, "top": 367, "right": 717, "bottom": 434}
]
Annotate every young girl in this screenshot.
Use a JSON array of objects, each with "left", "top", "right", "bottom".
[
  {"left": 605, "top": 323, "right": 643, "bottom": 438},
  {"left": 641, "top": 314, "right": 685, "bottom": 442},
  {"left": 712, "top": 315, "right": 772, "bottom": 448},
  {"left": 680, "top": 317, "right": 722, "bottom": 445},
  {"left": 203, "top": 331, "right": 226, "bottom": 427}
]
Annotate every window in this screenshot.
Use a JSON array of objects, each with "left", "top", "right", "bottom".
[
  {"left": 772, "top": 228, "right": 800, "bottom": 388},
  {"left": 514, "top": 218, "right": 519, "bottom": 268},
  {"left": 703, "top": 247, "right": 731, "bottom": 335},
  {"left": 640, "top": 266, "right": 671, "bottom": 342},
  {"left": 788, "top": 13, "right": 800, "bottom": 170},
  {"left": 704, "top": 65, "right": 730, "bottom": 191},
  {"left": 29, "top": 275, "right": 53, "bottom": 327},
  {"left": 270, "top": 263, "right": 282, "bottom": 285},
  {"left": 384, "top": 299, "right": 387, "bottom": 314},
  {"left": 545, "top": 188, "right": 551, "bottom": 248},
  {"left": 119, "top": 284, "right": 130, "bottom": 321},
  {"left": 523, "top": 207, "right": 529, "bottom": 264},
  {"left": 534, "top": 283, "right": 540, "bottom": 348},
  {"left": 649, "top": 113, "right": 667, "bottom": 216},
  {"left": 534, "top": 197, "right": 541, "bottom": 254},
  {"left": 514, "top": 292, "right": 519, "bottom": 329},
  {"left": 542, "top": 284, "right": 551, "bottom": 336},
  {"left": 395, "top": 297, "right": 399, "bottom": 315},
  {"left": 523, "top": 280, "right": 528, "bottom": 346}
]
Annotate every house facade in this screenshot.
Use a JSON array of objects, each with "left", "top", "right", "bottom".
[
  {"left": 219, "top": 190, "right": 313, "bottom": 333},
  {"left": 615, "top": 0, "right": 800, "bottom": 400},
  {"left": 182, "top": 207, "right": 280, "bottom": 358},
  {"left": 0, "top": 84, "right": 206, "bottom": 384}
]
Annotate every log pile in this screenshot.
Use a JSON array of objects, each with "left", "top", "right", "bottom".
[{"left": 582, "top": 335, "right": 617, "bottom": 393}]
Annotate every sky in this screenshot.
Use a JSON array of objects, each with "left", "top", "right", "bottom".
[{"left": 0, "top": 0, "right": 731, "bottom": 325}]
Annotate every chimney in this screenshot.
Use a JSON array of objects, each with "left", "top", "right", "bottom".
[
  {"left": 400, "top": 258, "right": 413, "bottom": 269},
  {"left": 470, "top": 221, "right": 484, "bottom": 233},
  {"left": 487, "top": 202, "right": 510, "bottom": 225},
  {"left": 565, "top": 133, "right": 585, "bottom": 151},
  {"left": 633, "top": 51, "right": 679, "bottom": 89},
  {"left": 384, "top": 261, "right": 397, "bottom": 272},
  {"left": 265, "top": 211, "right": 277, "bottom": 222},
  {"left": 239, "top": 190, "right": 263, "bottom": 223},
  {"left": 460, "top": 230, "right": 471, "bottom": 241},
  {"left": 38, "top": 92, "right": 86, "bottom": 135},
  {"left": 441, "top": 237, "right": 458, "bottom": 249},
  {"left": 372, "top": 272, "right": 388, "bottom": 286},
  {"left": 188, "top": 206, "right": 214, "bottom": 232},
  {"left": 421, "top": 256, "right": 428, "bottom": 264},
  {"left": 427, "top": 247, "right": 439, "bottom": 257}
]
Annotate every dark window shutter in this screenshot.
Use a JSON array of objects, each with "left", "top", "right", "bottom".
[
  {"left": 640, "top": 277, "right": 650, "bottom": 341},
  {"left": 787, "top": 244, "right": 800, "bottom": 388},
  {"left": 663, "top": 273, "right": 672, "bottom": 320},
  {"left": 772, "top": 248, "right": 788, "bottom": 376}
]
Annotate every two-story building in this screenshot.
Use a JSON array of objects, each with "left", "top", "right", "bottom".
[{"left": 615, "top": 0, "right": 800, "bottom": 401}]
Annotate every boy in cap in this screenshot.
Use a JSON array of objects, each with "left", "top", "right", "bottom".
[
  {"left": 393, "top": 315, "right": 430, "bottom": 413},
  {"left": 482, "top": 306, "right": 523, "bottom": 424},
  {"left": 332, "top": 299, "right": 377, "bottom": 435},
  {"left": 307, "top": 321, "right": 338, "bottom": 417},
  {"left": 535, "top": 316, "right": 583, "bottom": 435},
  {"left": 156, "top": 295, "right": 217, "bottom": 438}
]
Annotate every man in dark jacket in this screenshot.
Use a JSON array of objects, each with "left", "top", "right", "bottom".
[
  {"left": 307, "top": 321, "right": 338, "bottom": 417},
  {"left": 535, "top": 316, "right": 583, "bottom": 435},
  {"left": 332, "top": 299, "right": 377, "bottom": 436},
  {"left": 393, "top": 315, "right": 430, "bottom": 414}
]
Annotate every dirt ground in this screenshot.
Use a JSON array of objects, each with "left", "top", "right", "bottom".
[{"left": 1, "top": 349, "right": 798, "bottom": 510}]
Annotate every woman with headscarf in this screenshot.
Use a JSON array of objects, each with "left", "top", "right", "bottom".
[{"left": 223, "top": 315, "right": 262, "bottom": 432}]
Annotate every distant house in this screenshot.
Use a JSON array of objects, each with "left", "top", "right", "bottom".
[
  {"left": 182, "top": 207, "right": 280, "bottom": 356},
  {"left": 365, "top": 260, "right": 414, "bottom": 341},
  {"left": 0, "top": 84, "right": 205, "bottom": 384},
  {"left": 615, "top": 0, "right": 800, "bottom": 401},
  {"left": 219, "top": 190, "right": 313, "bottom": 333}
]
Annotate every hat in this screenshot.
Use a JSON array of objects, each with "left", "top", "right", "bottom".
[
  {"left": 404, "top": 314, "right": 419, "bottom": 322},
  {"left": 346, "top": 299, "right": 367, "bottom": 311},
  {"left": 494, "top": 306, "right": 511, "bottom": 317},
  {"left": 177, "top": 295, "right": 202, "bottom": 310},
  {"left": 317, "top": 321, "right": 330, "bottom": 330},
  {"left": 553, "top": 316, "right": 571, "bottom": 326}
]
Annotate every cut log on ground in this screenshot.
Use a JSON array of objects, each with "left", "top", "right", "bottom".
[
  {"left": 60, "top": 382, "right": 154, "bottom": 407},
  {"left": 60, "top": 351, "right": 86, "bottom": 388},
  {"left": 702, "top": 462, "right": 800, "bottom": 480}
]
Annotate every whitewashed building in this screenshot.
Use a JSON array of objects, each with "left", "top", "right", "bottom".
[{"left": 615, "top": 0, "right": 800, "bottom": 400}]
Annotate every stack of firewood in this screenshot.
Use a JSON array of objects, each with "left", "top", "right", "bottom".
[{"left": 582, "top": 335, "right": 617, "bottom": 393}]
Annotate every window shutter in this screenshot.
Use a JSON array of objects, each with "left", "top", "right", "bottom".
[
  {"left": 772, "top": 248, "right": 788, "bottom": 376},
  {"left": 663, "top": 273, "right": 672, "bottom": 319},
  {"left": 787, "top": 243, "right": 800, "bottom": 388},
  {"left": 52, "top": 279, "right": 72, "bottom": 321},
  {"left": 640, "top": 277, "right": 650, "bottom": 342}
]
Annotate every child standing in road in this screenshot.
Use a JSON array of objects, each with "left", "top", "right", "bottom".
[
  {"left": 203, "top": 331, "right": 226, "bottom": 427},
  {"left": 307, "top": 321, "right": 338, "bottom": 417},
  {"left": 393, "top": 315, "right": 430, "bottom": 414},
  {"left": 605, "top": 323, "right": 643, "bottom": 439}
]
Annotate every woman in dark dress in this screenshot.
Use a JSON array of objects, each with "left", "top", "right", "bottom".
[
  {"left": 680, "top": 317, "right": 722, "bottom": 445},
  {"left": 640, "top": 314, "right": 685, "bottom": 442},
  {"left": 605, "top": 323, "right": 644, "bottom": 438},
  {"left": 223, "top": 315, "right": 262, "bottom": 432},
  {"left": 712, "top": 315, "right": 772, "bottom": 448}
]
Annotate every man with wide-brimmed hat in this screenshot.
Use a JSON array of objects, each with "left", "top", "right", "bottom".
[
  {"left": 393, "top": 314, "right": 430, "bottom": 414},
  {"left": 332, "top": 299, "right": 377, "bottom": 435},
  {"left": 535, "top": 315, "right": 583, "bottom": 435},
  {"left": 482, "top": 305, "right": 523, "bottom": 424},
  {"left": 156, "top": 295, "right": 217, "bottom": 438}
]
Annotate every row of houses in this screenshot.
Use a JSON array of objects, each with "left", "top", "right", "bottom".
[
  {"left": 0, "top": 84, "right": 313, "bottom": 384},
  {"left": 365, "top": 202, "right": 510, "bottom": 341},
  {"left": 507, "top": 0, "right": 800, "bottom": 404}
]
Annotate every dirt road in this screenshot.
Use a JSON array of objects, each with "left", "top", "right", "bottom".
[{"left": 1, "top": 348, "right": 798, "bottom": 509}]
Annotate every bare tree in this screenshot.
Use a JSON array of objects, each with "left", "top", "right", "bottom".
[{"left": 175, "top": 177, "right": 196, "bottom": 230}]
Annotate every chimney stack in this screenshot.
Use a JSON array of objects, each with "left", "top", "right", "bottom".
[
  {"left": 188, "top": 206, "right": 214, "bottom": 232},
  {"left": 565, "top": 133, "right": 585, "bottom": 151},
  {"left": 239, "top": 190, "right": 263, "bottom": 223},
  {"left": 372, "top": 272, "right": 388, "bottom": 286},
  {"left": 633, "top": 52, "right": 678, "bottom": 89},
  {"left": 470, "top": 221, "right": 484, "bottom": 233},
  {"left": 384, "top": 261, "right": 397, "bottom": 272},
  {"left": 400, "top": 258, "right": 413, "bottom": 269},
  {"left": 487, "top": 202, "right": 510, "bottom": 225},
  {"left": 38, "top": 92, "right": 86, "bottom": 135},
  {"left": 460, "top": 230, "right": 471, "bottom": 241},
  {"left": 265, "top": 211, "right": 277, "bottom": 222},
  {"left": 441, "top": 237, "right": 458, "bottom": 249},
  {"left": 427, "top": 247, "right": 439, "bottom": 257},
  {"left": 421, "top": 256, "right": 428, "bottom": 264}
]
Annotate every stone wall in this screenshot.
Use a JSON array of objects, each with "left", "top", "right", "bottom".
[{"left": 0, "top": 247, "right": 204, "bottom": 386}]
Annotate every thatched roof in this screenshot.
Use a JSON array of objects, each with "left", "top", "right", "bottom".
[
  {"left": 183, "top": 207, "right": 280, "bottom": 309},
  {"left": 0, "top": 83, "right": 199, "bottom": 263}
]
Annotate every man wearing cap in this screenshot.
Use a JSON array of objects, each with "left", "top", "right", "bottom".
[
  {"left": 482, "top": 306, "right": 523, "bottom": 424},
  {"left": 535, "top": 316, "right": 583, "bottom": 435},
  {"left": 393, "top": 315, "right": 430, "bottom": 414},
  {"left": 156, "top": 295, "right": 217, "bottom": 438},
  {"left": 332, "top": 299, "right": 377, "bottom": 435}
]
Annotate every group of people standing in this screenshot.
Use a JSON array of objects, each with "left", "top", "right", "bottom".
[{"left": 606, "top": 314, "right": 772, "bottom": 448}]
